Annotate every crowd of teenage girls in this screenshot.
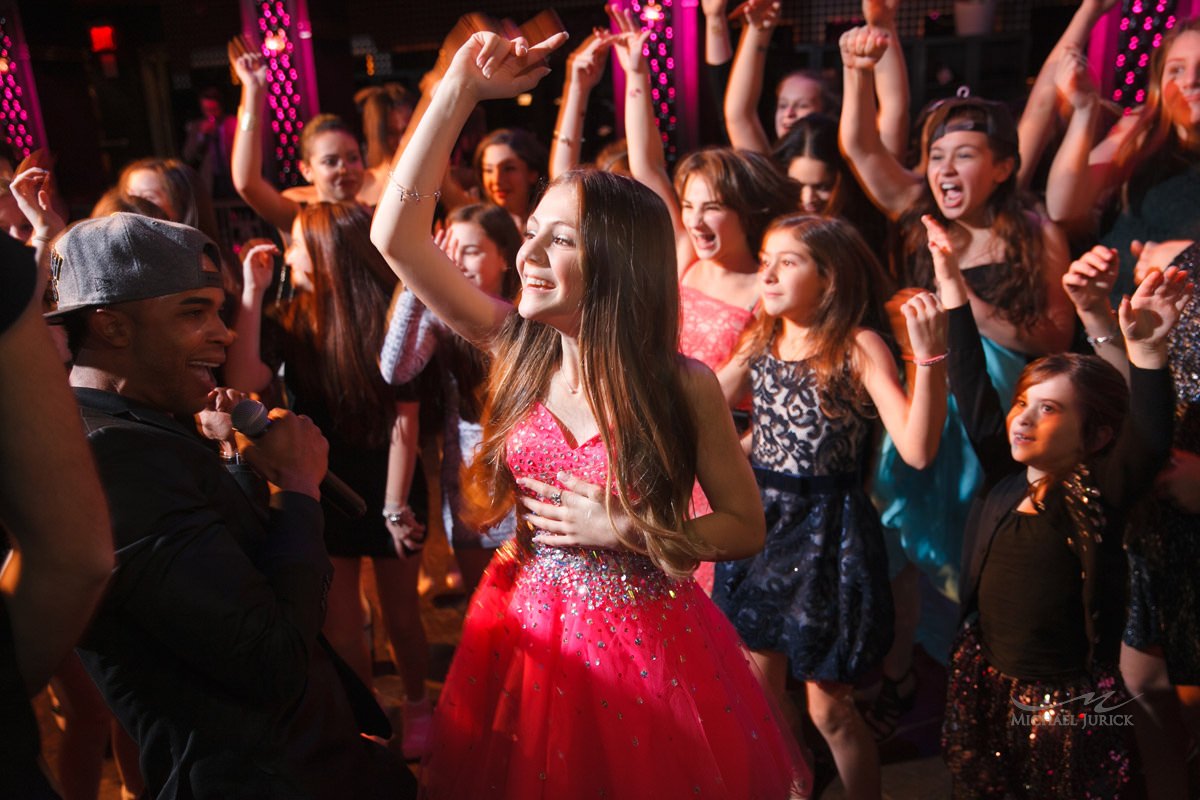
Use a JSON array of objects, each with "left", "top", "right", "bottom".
[{"left": 9, "top": 0, "right": 1200, "bottom": 797}]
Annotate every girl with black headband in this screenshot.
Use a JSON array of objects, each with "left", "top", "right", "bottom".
[{"left": 838, "top": 25, "right": 1076, "bottom": 742}]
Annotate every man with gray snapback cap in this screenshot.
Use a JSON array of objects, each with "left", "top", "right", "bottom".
[{"left": 51, "top": 213, "right": 415, "bottom": 798}]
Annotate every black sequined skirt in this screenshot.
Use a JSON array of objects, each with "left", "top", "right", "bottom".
[
  {"left": 1123, "top": 503, "right": 1200, "bottom": 684},
  {"left": 942, "top": 622, "right": 1135, "bottom": 799}
]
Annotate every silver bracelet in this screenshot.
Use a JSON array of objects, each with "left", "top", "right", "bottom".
[
  {"left": 1086, "top": 331, "right": 1119, "bottom": 347},
  {"left": 389, "top": 173, "right": 441, "bottom": 203}
]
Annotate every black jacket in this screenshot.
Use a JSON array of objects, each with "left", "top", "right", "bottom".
[
  {"left": 948, "top": 307, "right": 1173, "bottom": 670},
  {"left": 73, "top": 388, "right": 412, "bottom": 799}
]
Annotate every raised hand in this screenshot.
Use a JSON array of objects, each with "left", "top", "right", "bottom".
[
  {"left": 1062, "top": 245, "right": 1118, "bottom": 315},
  {"left": 448, "top": 30, "right": 567, "bottom": 102},
  {"left": 567, "top": 29, "right": 614, "bottom": 93},
  {"left": 433, "top": 225, "right": 462, "bottom": 266},
  {"left": 1131, "top": 239, "right": 1194, "bottom": 284},
  {"left": 1054, "top": 45, "right": 1096, "bottom": 111},
  {"left": 607, "top": 4, "right": 651, "bottom": 76},
  {"left": 9, "top": 167, "right": 64, "bottom": 238},
  {"left": 862, "top": 0, "right": 900, "bottom": 28},
  {"left": 516, "top": 472, "right": 634, "bottom": 549},
  {"left": 732, "top": 0, "right": 781, "bottom": 31},
  {"left": 899, "top": 290, "right": 947, "bottom": 362},
  {"left": 197, "top": 387, "right": 250, "bottom": 444},
  {"left": 839, "top": 25, "right": 889, "bottom": 71},
  {"left": 1119, "top": 264, "right": 1193, "bottom": 357},
  {"left": 228, "top": 37, "right": 267, "bottom": 90},
  {"left": 702, "top": 0, "right": 728, "bottom": 16},
  {"left": 240, "top": 241, "right": 279, "bottom": 296}
]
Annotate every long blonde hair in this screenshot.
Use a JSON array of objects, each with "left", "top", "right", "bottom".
[{"left": 463, "top": 170, "right": 712, "bottom": 577}]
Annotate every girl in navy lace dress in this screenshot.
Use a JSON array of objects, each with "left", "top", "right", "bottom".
[{"left": 713, "top": 215, "right": 948, "bottom": 800}]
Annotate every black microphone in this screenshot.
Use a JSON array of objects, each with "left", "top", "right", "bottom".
[{"left": 230, "top": 399, "right": 368, "bottom": 519}]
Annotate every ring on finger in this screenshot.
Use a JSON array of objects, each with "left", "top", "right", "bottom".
[{"left": 550, "top": 491, "right": 562, "bottom": 506}]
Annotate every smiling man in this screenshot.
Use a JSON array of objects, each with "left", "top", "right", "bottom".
[{"left": 47, "top": 213, "right": 414, "bottom": 799}]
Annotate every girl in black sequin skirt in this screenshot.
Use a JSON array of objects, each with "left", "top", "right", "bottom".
[{"left": 926, "top": 216, "right": 1191, "bottom": 799}]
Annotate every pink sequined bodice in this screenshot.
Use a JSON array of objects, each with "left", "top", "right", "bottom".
[
  {"left": 506, "top": 402, "right": 608, "bottom": 491},
  {"left": 678, "top": 284, "right": 755, "bottom": 371},
  {"left": 504, "top": 402, "right": 681, "bottom": 604}
]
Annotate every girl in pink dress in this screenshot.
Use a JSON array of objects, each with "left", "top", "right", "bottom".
[{"left": 371, "top": 30, "right": 808, "bottom": 800}]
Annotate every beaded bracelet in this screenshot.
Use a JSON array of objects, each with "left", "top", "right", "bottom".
[{"left": 389, "top": 172, "right": 441, "bottom": 203}]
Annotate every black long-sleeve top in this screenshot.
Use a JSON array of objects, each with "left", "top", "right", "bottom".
[{"left": 948, "top": 306, "right": 1174, "bottom": 674}]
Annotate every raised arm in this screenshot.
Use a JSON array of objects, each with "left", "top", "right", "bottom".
[
  {"left": 229, "top": 40, "right": 301, "bottom": 233},
  {"left": 703, "top": 0, "right": 734, "bottom": 65},
  {"left": 1095, "top": 265, "right": 1191, "bottom": 501},
  {"left": 1044, "top": 54, "right": 1131, "bottom": 224},
  {"left": 1016, "top": 0, "right": 1117, "bottom": 190},
  {"left": 224, "top": 242, "right": 278, "bottom": 393},
  {"left": 371, "top": 31, "right": 567, "bottom": 350},
  {"left": 859, "top": 293, "right": 948, "bottom": 469},
  {"left": 1062, "top": 244, "right": 1130, "bottom": 378},
  {"left": 838, "top": 26, "right": 921, "bottom": 219},
  {"left": 863, "top": 0, "right": 910, "bottom": 159},
  {"left": 550, "top": 31, "right": 613, "bottom": 180},
  {"left": 9, "top": 167, "right": 65, "bottom": 293},
  {"left": 609, "top": 6, "right": 690, "bottom": 265},
  {"left": 723, "top": 0, "right": 781, "bottom": 154},
  {"left": 926, "top": 217, "right": 1014, "bottom": 478}
]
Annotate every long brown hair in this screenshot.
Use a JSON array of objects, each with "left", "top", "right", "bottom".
[
  {"left": 743, "top": 215, "right": 891, "bottom": 417},
  {"left": 280, "top": 201, "right": 398, "bottom": 448},
  {"left": 463, "top": 170, "right": 709, "bottom": 577},
  {"left": 1114, "top": 17, "right": 1200, "bottom": 208},
  {"left": 673, "top": 147, "right": 801, "bottom": 257},
  {"left": 898, "top": 99, "right": 1045, "bottom": 329}
]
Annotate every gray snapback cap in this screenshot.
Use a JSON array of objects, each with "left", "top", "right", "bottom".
[{"left": 46, "top": 212, "right": 222, "bottom": 319}]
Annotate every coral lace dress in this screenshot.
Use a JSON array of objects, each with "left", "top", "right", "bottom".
[{"left": 419, "top": 402, "right": 807, "bottom": 799}]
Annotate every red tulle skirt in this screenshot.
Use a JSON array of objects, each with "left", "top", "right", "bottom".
[{"left": 420, "top": 541, "right": 808, "bottom": 799}]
